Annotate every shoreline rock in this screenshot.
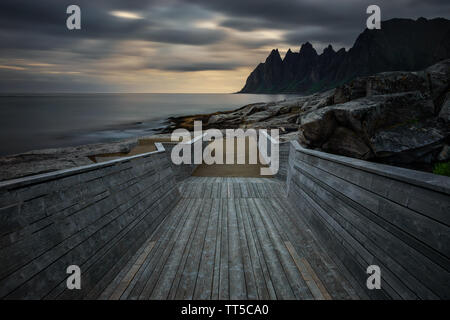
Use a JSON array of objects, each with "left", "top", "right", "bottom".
[
  {"left": 298, "top": 59, "right": 450, "bottom": 169},
  {"left": 0, "top": 134, "right": 174, "bottom": 182},
  {"left": 1, "top": 59, "right": 449, "bottom": 181}
]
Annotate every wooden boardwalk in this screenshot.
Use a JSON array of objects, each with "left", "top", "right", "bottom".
[{"left": 99, "top": 177, "right": 360, "bottom": 300}]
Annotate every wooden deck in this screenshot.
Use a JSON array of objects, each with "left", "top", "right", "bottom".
[
  {"left": 191, "top": 137, "right": 271, "bottom": 178},
  {"left": 99, "top": 177, "right": 360, "bottom": 300}
]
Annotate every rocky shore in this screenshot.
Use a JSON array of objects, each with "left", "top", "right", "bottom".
[
  {"left": 0, "top": 135, "right": 174, "bottom": 181},
  {"left": 166, "top": 59, "right": 450, "bottom": 172},
  {"left": 1, "top": 59, "right": 449, "bottom": 182}
]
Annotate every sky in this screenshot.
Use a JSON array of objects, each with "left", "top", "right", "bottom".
[{"left": 0, "top": 0, "right": 449, "bottom": 93}]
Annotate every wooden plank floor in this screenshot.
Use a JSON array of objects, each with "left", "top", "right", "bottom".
[{"left": 99, "top": 177, "right": 360, "bottom": 300}]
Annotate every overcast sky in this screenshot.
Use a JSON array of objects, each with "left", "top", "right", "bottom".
[{"left": 0, "top": 0, "right": 449, "bottom": 93}]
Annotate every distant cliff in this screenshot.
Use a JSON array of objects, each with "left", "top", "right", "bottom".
[{"left": 239, "top": 17, "right": 450, "bottom": 94}]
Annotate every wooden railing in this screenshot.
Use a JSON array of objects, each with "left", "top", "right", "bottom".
[
  {"left": 286, "top": 140, "right": 450, "bottom": 299},
  {"left": 0, "top": 143, "right": 180, "bottom": 299}
]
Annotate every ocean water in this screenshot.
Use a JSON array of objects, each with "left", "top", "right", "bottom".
[{"left": 0, "top": 93, "right": 299, "bottom": 156}]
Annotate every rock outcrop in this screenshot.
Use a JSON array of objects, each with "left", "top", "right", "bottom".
[
  {"left": 298, "top": 59, "right": 450, "bottom": 168},
  {"left": 0, "top": 140, "right": 135, "bottom": 181},
  {"left": 0, "top": 134, "right": 175, "bottom": 181},
  {"left": 439, "top": 93, "right": 450, "bottom": 122},
  {"left": 168, "top": 59, "right": 450, "bottom": 171},
  {"left": 3, "top": 59, "right": 449, "bottom": 181},
  {"left": 240, "top": 18, "right": 450, "bottom": 94}
]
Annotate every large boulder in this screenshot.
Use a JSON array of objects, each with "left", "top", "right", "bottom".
[
  {"left": 366, "top": 71, "right": 428, "bottom": 96},
  {"left": 332, "top": 92, "right": 434, "bottom": 136},
  {"left": 322, "top": 127, "right": 373, "bottom": 160},
  {"left": 437, "top": 144, "right": 450, "bottom": 162},
  {"left": 299, "top": 89, "right": 335, "bottom": 112},
  {"left": 370, "top": 119, "right": 447, "bottom": 164},
  {"left": 332, "top": 59, "right": 450, "bottom": 111},
  {"left": 298, "top": 107, "right": 337, "bottom": 147},
  {"left": 299, "top": 91, "right": 434, "bottom": 147},
  {"left": 426, "top": 59, "right": 450, "bottom": 104},
  {"left": 297, "top": 60, "right": 450, "bottom": 169},
  {"left": 298, "top": 90, "right": 442, "bottom": 164},
  {"left": 438, "top": 92, "right": 450, "bottom": 122},
  {"left": 333, "top": 77, "right": 367, "bottom": 104}
]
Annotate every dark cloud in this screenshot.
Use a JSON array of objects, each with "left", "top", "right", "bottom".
[
  {"left": 1, "top": 1, "right": 449, "bottom": 49},
  {"left": 195, "top": 0, "right": 450, "bottom": 46},
  {"left": 220, "top": 17, "right": 271, "bottom": 31},
  {"left": 193, "top": 0, "right": 366, "bottom": 31},
  {"left": 149, "top": 61, "right": 246, "bottom": 72},
  {"left": 143, "top": 28, "right": 226, "bottom": 45},
  {"left": 0, "top": 0, "right": 449, "bottom": 92}
]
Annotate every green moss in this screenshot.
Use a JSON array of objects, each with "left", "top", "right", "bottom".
[{"left": 433, "top": 162, "right": 450, "bottom": 177}]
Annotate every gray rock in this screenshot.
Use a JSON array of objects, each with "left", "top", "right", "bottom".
[
  {"left": 249, "top": 113, "right": 299, "bottom": 130},
  {"left": 333, "top": 77, "right": 367, "bottom": 104},
  {"left": 322, "top": 127, "right": 373, "bottom": 160},
  {"left": 0, "top": 138, "right": 143, "bottom": 181},
  {"left": 366, "top": 71, "right": 429, "bottom": 96},
  {"left": 207, "top": 113, "right": 241, "bottom": 126},
  {"left": 333, "top": 92, "right": 434, "bottom": 136},
  {"left": 279, "top": 131, "right": 299, "bottom": 142},
  {"left": 332, "top": 59, "right": 450, "bottom": 112},
  {"left": 370, "top": 121, "right": 446, "bottom": 161},
  {"left": 437, "top": 144, "right": 450, "bottom": 162},
  {"left": 299, "top": 91, "right": 434, "bottom": 148},
  {"left": 426, "top": 59, "right": 450, "bottom": 103},
  {"left": 299, "top": 108, "right": 337, "bottom": 147},
  {"left": 4, "top": 60, "right": 449, "bottom": 180},
  {"left": 242, "top": 103, "right": 271, "bottom": 116},
  {"left": 245, "top": 110, "right": 275, "bottom": 123},
  {"left": 299, "top": 89, "right": 334, "bottom": 112},
  {"left": 438, "top": 92, "right": 450, "bottom": 122},
  {"left": 207, "top": 98, "right": 303, "bottom": 128}
]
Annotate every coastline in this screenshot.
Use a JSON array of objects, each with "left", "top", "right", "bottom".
[
  {"left": 0, "top": 133, "right": 175, "bottom": 182},
  {"left": 0, "top": 96, "right": 300, "bottom": 182},
  {"left": 2, "top": 55, "right": 449, "bottom": 182},
  {"left": 0, "top": 93, "right": 297, "bottom": 157}
]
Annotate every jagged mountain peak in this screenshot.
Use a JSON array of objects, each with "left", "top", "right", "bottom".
[
  {"left": 283, "top": 48, "right": 298, "bottom": 64},
  {"left": 239, "top": 17, "right": 450, "bottom": 94},
  {"left": 266, "top": 49, "right": 282, "bottom": 63},
  {"left": 270, "top": 48, "right": 279, "bottom": 54},
  {"left": 299, "top": 42, "right": 317, "bottom": 55},
  {"left": 323, "top": 44, "right": 335, "bottom": 55}
]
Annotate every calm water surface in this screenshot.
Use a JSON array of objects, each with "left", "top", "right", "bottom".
[{"left": 0, "top": 93, "right": 299, "bottom": 156}]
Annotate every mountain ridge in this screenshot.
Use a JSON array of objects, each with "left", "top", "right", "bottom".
[{"left": 239, "top": 17, "right": 450, "bottom": 94}]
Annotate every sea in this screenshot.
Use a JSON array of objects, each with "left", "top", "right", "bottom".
[{"left": 0, "top": 93, "right": 299, "bottom": 156}]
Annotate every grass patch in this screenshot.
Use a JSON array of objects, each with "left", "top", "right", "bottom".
[{"left": 433, "top": 161, "right": 450, "bottom": 177}]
